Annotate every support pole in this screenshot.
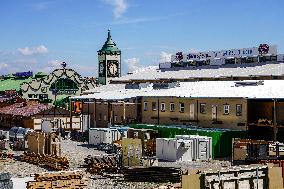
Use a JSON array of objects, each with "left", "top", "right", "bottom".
[{"left": 273, "top": 99, "right": 277, "bottom": 141}]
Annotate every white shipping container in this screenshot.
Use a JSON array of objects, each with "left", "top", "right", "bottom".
[
  {"left": 89, "top": 128, "right": 121, "bottom": 145},
  {"left": 156, "top": 138, "right": 194, "bottom": 162},
  {"left": 175, "top": 135, "right": 212, "bottom": 161}
]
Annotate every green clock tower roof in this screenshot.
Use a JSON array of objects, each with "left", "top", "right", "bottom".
[{"left": 98, "top": 29, "right": 121, "bottom": 54}]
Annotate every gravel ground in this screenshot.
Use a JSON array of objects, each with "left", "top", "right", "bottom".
[{"left": 0, "top": 139, "right": 231, "bottom": 189}]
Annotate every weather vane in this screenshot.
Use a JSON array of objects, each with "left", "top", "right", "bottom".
[{"left": 61, "top": 61, "right": 67, "bottom": 68}]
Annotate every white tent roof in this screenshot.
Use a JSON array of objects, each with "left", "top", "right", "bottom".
[
  {"left": 71, "top": 80, "right": 284, "bottom": 100},
  {"left": 110, "top": 62, "right": 284, "bottom": 82}
]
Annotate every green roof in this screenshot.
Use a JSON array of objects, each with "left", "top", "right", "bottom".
[
  {"left": 98, "top": 29, "right": 121, "bottom": 53},
  {"left": 5, "top": 74, "right": 15, "bottom": 79},
  {"left": 35, "top": 72, "right": 47, "bottom": 78},
  {"left": 0, "top": 78, "right": 33, "bottom": 92}
]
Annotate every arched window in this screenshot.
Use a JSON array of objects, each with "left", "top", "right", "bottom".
[{"left": 50, "top": 78, "right": 78, "bottom": 92}]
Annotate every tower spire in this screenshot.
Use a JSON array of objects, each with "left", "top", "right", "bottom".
[{"left": 108, "top": 29, "right": 111, "bottom": 38}]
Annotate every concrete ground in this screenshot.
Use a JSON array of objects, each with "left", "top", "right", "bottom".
[{"left": 0, "top": 140, "right": 231, "bottom": 189}]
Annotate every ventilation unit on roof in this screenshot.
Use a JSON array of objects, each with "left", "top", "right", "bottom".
[
  {"left": 235, "top": 81, "right": 264, "bottom": 87},
  {"left": 125, "top": 83, "right": 151, "bottom": 89},
  {"left": 153, "top": 82, "right": 180, "bottom": 90}
]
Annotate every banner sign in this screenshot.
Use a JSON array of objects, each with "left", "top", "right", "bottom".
[{"left": 171, "top": 44, "right": 277, "bottom": 62}]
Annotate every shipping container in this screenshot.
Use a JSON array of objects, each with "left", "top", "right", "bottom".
[
  {"left": 156, "top": 138, "right": 194, "bottom": 162},
  {"left": 89, "top": 128, "right": 121, "bottom": 145},
  {"left": 129, "top": 124, "right": 247, "bottom": 158}
]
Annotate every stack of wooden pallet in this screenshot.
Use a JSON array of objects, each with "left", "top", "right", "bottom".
[
  {"left": 123, "top": 166, "right": 181, "bottom": 183},
  {"left": 20, "top": 152, "right": 69, "bottom": 170},
  {"left": 84, "top": 155, "right": 118, "bottom": 174},
  {"left": 26, "top": 171, "right": 88, "bottom": 189}
]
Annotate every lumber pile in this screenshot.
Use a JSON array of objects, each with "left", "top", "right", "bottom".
[
  {"left": 0, "top": 173, "right": 13, "bottom": 189},
  {"left": 26, "top": 171, "right": 88, "bottom": 189},
  {"left": 123, "top": 166, "right": 181, "bottom": 183},
  {"left": 84, "top": 155, "right": 119, "bottom": 174},
  {"left": 20, "top": 152, "right": 69, "bottom": 170}
]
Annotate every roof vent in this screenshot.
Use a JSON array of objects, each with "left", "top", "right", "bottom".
[
  {"left": 153, "top": 82, "right": 180, "bottom": 90},
  {"left": 235, "top": 81, "right": 264, "bottom": 87}
]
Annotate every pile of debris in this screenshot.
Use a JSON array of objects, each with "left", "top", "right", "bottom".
[
  {"left": 233, "top": 138, "right": 284, "bottom": 164},
  {"left": 0, "top": 173, "right": 13, "bottom": 189},
  {"left": 26, "top": 171, "right": 88, "bottom": 189},
  {"left": 123, "top": 167, "right": 181, "bottom": 183},
  {"left": 96, "top": 142, "right": 121, "bottom": 154},
  {"left": 0, "top": 139, "right": 10, "bottom": 150},
  {"left": 20, "top": 151, "right": 69, "bottom": 170},
  {"left": 84, "top": 155, "right": 119, "bottom": 174},
  {"left": 0, "top": 151, "right": 13, "bottom": 161}
]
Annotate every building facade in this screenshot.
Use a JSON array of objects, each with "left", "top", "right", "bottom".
[
  {"left": 141, "top": 97, "right": 247, "bottom": 130},
  {"left": 21, "top": 63, "right": 96, "bottom": 105}
]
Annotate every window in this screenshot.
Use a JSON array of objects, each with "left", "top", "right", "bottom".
[
  {"left": 144, "top": 101, "right": 148, "bottom": 111},
  {"left": 170, "top": 103, "right": 175, "bottom": 112},
  {"left": 99, "top": 114, "right": 102, "bottom": 121},
  {"left": 236, "top": 104, "right": 242, "bottom": 116},
  {"left": 224, "top": 105, "right": 230, "bottom": 115},
  {"left": 152, "top": 102, "right": 157, "bottom": 111},
  {"left": 104, "top": 115, "right": 107, "bottom": 121},
  {"left": 114, "top": 115, "right": 117, "bottom": 122},
  {"left": 200, "top": 103, "right": 206, "bottom": 114},
  {"left": 179, "top": 102, "right": 185, "bottom": 113},
  {"left": 161, "top": 103, "right": 166, "bottom": 112}
]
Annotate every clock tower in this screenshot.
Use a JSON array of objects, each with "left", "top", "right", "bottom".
[{"left": 98, "top": 29, "right": 121, "bottom": 85}]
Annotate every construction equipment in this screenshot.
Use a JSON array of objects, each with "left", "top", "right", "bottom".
[{"left": 26, "top": 171, "right": 88, "bottom": 189}]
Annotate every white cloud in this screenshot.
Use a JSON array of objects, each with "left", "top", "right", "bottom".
[
  {"left": 18, "top": 45, "right": 48, "bottom": 56},
  {"left": 0, "top": 63, "right": 8, "bottom": 69},
  {"left": 103, "top": 0, "right": 128, "bottom": 19},
  {"left": 32, "top": 2, "right": 52, "bottom": 11},
  {"left": 47, "top": 60, "right": 61, "bottom": 67},
  {"left": 124, "top": 58, "right": 141, "bottom": 72},
  {"left": 159, "top": 52, "right": 172, "bottom": 63},
  {"left": 189, "top": 48, "right": 199, "bottom": 53}
]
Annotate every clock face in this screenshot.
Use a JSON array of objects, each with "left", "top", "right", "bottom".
[
  {"left": 98, "top": 61, "right": 105, "bottom": 77},
  {"left": 107, "top": 60, "right": 119, "bottom": 77}
]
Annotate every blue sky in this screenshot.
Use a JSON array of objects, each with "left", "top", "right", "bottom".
[{"left": 0, "top": 0, "right": 284, "bottom": 76}]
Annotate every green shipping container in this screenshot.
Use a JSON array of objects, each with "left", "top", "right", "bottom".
[{"left": 129, "top": 124, "right": 247, "bottom": 158}]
